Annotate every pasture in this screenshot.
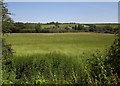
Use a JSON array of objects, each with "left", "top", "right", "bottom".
[
  {"left": 6, "top": 32, "right": 114, "bottom": 56},
  {"left": 4, "top": 32, "right": 118, "bottom": 84}
]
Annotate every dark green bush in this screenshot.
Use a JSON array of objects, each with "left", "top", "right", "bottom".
[
  {"left": 105, "top": 32, "right": 120, "bottom": 79},
  {"left": 2, "top": 39, "right": 13, "bottom": 71},
  {"left": 2, "top": 38, "right": 14, "bottom": 84}
]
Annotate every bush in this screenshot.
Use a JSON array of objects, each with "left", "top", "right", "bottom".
[
  {"left": 2, "top": 39, "right": 13, "bottom": 71},
  {"left": 2, "top": 38, "right": 14, "bottom": 84},
  {"left": 86, "top": 52, "right": 119, "bottom": 84},
  {"left": 105, "top": 32, "right": 120, "bottom": 78}
]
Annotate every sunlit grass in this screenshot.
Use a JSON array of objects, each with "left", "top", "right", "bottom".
[{"left": 6, "top": 32, "right": 114, "bottom": 56}]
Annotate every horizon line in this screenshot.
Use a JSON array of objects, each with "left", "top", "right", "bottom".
[{"left": 13, "top": 21, "right": 118, "bottom": 24}]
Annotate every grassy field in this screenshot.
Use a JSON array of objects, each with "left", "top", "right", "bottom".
[
  {"left": 4, "top": 32, "right": 119, "bottom": 84},
  {"left": 6, "top": 32, "right": 114, "bottom": 56}
]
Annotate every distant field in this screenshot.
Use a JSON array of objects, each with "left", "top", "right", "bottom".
[
  {"left": 6, "top": 32, "right": 114, "bottom": 56},
  {"left": 41, "top": 23, "right": 119, "bottom": 28},
  {"left": 95, "top": 24, "right": 119, "bottom": 28}
]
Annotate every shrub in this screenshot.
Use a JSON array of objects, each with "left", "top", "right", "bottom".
[
  {"left": 2, "top": 39, "right": 13, "bottom": 71},
  {"left": 105, "top": 32, "right": 120, "bottom": 79},
  {"left": 2, "top": 38, "right": 14, "bottom": 84},
  {"left": 87, "top": 52, "right": 118, "bottom": 84}
]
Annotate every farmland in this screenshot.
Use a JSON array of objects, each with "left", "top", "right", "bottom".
[
  {"left": 2, "top": 1, "right": 120, "bottom": 84},
  {"left": 6, "top": 32, "right": 114, "bottom": 56},
  {"left": 3, "top": 32, "right": 118, "bottom": 84}
]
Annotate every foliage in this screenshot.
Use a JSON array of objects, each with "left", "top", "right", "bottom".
[
  {"left": 1, "top": 1, "right": 120, "bottom": 85},
  {"left": 35, "top": 23, "right": 42, "bottom": 33},
  {"left": 105, "top": 31, "right": 120, "bottom": 79},
  {"left": 2, "top": 39, "right": 13, "bottom": 71},
  {"left": 77, "top": 24, "right": 84, "bottom": 30},
  {"left": 6, "top": 22, "right": 119, "bottom": 34},
  {"left": 1, "top": 52, "right": 91, "bottom": 84},
  {"left": 2, "top": 2, "right": 14, "bottom": 33},
  {"left": 2, "top": 50, "right": 120, "bottom": 84},
  {"left": 1, "top": 1, "right": 14, "bottom": 84},
  {"left": 86, "top": 31, "right": 120, "bottom": 84},
  {"left": 2, "top": 32, "right": 120, "bottom": 84},
  {"left": 86, "top": 52, "right": 119, "bottom": 84}
]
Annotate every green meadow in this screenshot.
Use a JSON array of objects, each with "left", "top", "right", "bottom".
[
  {"left": 6, "top": 32, "right": 114, "bottom": 56},
  {"left": 2, "top": 1, "right": 120, "bottom": 84},
  {"left": 4, "top": 32, "right": 119, "bottom": 84}
]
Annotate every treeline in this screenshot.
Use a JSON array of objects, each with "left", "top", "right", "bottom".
[{"left": 3, "top": 21, "right": 119, "bottom": 34}]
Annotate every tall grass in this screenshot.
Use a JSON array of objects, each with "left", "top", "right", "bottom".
[
  {"left": 2, "top": 52, "right": 90, "bottom": 84},
  {"left": 2, "top": 51, "right": 119, "bottom": 84}
]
